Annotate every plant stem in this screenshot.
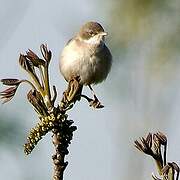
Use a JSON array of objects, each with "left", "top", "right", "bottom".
[
  {"left": 21, "top": 79, "right": 36, "bottom": 90},
  {"left": 52, "top": 128, "right": 67, "bottom": 180},
  {"left": 44, "top": 65, "right": 51, "bottom": 100}
]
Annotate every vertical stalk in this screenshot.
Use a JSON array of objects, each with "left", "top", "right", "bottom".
[
  {"left": 52, "top": 128, "right": 67, "bottom": 180},
  {"left": 43, "top": 64, "right": 52, "bottom": 109}
]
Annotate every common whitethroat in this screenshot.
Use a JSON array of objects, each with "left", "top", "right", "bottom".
[{"left": 59, "top": 21, "right": 112, "bottom": 107}]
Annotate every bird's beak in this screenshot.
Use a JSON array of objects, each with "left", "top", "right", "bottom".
[{"left": 100, "top": 32, "right": 108, "bottom": 36}]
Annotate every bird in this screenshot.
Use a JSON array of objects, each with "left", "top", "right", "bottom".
[{"left": 59, "top": 21, "right": 112, "bottom": 108}]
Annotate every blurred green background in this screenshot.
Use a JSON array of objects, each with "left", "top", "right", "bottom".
[{"left": 0, "top": 0, "right": 180, "bottom": 179}]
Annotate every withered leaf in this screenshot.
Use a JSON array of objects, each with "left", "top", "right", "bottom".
[
  {"left": 40, "top": 44, "right": 52, "bottom": 63},
  {"left": 0, "top": 86, "right": 18, "bottom": 104},
  {"left": 1, "top": 78, "right": 21, "bottom": 86},
  {"left": 19, "top": 54, "right": 35, "bottom": 73},
  {"left": 27, "top": 90, "right": 48, "bottom": 116},
  {"left": 27, "top": 49, "right": 39, "bottom": 60},
  {"left": 26, "top": 49, "right": 45, "bottom": 67}
]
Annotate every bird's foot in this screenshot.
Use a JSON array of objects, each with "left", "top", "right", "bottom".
[
  {"left": 81, "top": 94, "right": 104, "bottom": 109},
  {"left": 90, "top": 95, "right": 104, "bottom": 109}
]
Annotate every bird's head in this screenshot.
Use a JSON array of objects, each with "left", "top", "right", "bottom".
[{"left": 77, "top": 22, "right": 108, "bottom": 45}]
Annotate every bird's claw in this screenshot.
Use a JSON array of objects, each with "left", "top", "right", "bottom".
[
  {"left": 89, "top": 99, "right": 104, "bottom": 109},
  {"left": 61, "top": 76, "right": 104, "bottom": 109},
  {"left": 89, "top": 95, "right": 104, "bottom": 109},
  {"left": 81, "top": 94, "right": 104, "bottom": 109}
]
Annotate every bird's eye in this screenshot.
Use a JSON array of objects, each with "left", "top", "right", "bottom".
[{"left": 88, "top": 30, "right": 94, "bottom": 36}]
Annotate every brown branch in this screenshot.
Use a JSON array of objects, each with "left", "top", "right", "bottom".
[{"left": 51, "top": 78, "right": 79, "bottom": 180}]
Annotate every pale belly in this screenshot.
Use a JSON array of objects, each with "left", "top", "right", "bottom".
[{"left": 59, "top": 40, "right": 112, "bottom": 85}]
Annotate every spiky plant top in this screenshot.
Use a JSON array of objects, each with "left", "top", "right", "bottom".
[
  {"left": 0, "top": 44, "right": 77, "bottom": 155},
  {"left": 0, "top": 44, "right": 106, "bottom": 180}
]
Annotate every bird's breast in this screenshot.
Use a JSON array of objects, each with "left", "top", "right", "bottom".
[{"left": 59, "top": 39, "right": 112, "bottom": 85}]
